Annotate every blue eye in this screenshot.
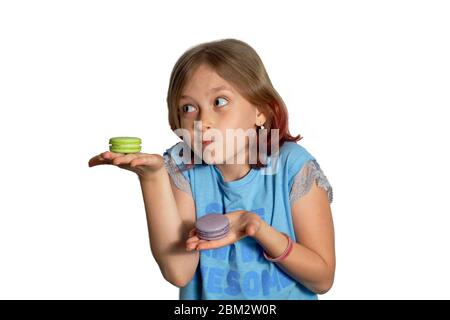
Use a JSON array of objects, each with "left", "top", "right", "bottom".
[{"left": 215, "top": 97, "right": 228, "bottom": 108}]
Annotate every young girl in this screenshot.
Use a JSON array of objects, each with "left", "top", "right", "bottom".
[{"left": 88, "top": 38, "right": 334, "bottom": 300}]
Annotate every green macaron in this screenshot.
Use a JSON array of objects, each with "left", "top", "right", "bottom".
[{"left": 109, "top": 137, "right": 142, "bottom": 154}]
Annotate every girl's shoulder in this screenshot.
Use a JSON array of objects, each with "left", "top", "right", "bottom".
[
  {"left": 278, "top": 141, "right": 333, "bottom": 205},
  {"left": 278, "top": 141, "right": 316, "bottom": 175}
]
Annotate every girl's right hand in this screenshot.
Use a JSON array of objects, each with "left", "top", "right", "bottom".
[{"left": 88, "top": 151, "right": 165, "bottom": 180}]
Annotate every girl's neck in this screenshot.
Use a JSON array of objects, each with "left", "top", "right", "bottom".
[
  {"left": 214, "top": 148, "right": 252, "bottom": 182},
  {"left": 214, "top": 163, "right": 251, "bottom": 183}
]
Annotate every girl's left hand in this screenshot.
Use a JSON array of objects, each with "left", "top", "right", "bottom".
[{"left": 186, "top": 210, "right": 262, "bottom": 251}]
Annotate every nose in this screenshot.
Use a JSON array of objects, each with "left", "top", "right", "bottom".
[
  {"left": 195, "top": 111, "right": 213, "bottom": 133},
  {"left": 195, "top": 122, "right": 212, "bottom": 134}
]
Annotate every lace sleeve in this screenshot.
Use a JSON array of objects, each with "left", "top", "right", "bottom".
[
  {"left": 163, "top": 153, "right": 193, "bottom": 197},
  {"left": 289, "top": 159, "right": 333, "bottom": 206}
]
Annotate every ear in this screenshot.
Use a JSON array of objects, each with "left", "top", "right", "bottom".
[{"left": 255, "top": 107, "right": 267, "bottom": 126}]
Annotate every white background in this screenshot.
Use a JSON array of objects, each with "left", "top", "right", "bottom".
[{"left": 1, "top": 0, "right": 449, "bottom": 299}]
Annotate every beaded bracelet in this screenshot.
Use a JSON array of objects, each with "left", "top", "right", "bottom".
[{"left": 263, "top": 232, "right": 293, "bottom": 262}]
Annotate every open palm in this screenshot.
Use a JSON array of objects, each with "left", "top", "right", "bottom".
[{"left": 186, "top": 210, "right": 262, "bottom": 251}]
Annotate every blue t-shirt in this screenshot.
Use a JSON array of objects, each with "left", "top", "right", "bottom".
[{"left": 162, "top": 140, "right": 333, "bottom": 300}]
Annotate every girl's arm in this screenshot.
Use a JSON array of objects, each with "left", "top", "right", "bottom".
[
  {"left": 139, "top": 168, "right": 199, "bottom": 288},
  {"left": 252, "top": 181, "right": 335, "bottom": 294}
]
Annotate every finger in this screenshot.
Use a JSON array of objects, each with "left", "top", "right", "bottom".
[
  {"left": 186, "top": 238, "right": 207, "bottom": 251},
  {"left": 102, "top": 151, "right": 124, "bottom": 160},
  {"left": 88, "top": 151, "right": 126, "bottom": 167},
  {"left": 186, "top": 240, "right": 199, "bottom": 251},
  {"left": 188, "top": 228, "right": 197, "bottom": 238},
  {"left": 196, "top": 236, "right": 231, "bottom": 250},
  {"left": 112, "top": 153, "right": 139, "bottom": 166},
  {"left": 196, "top": 239, "right": 208, "bottom": 248},
  {"left": 186, "top": 228, "right": 200, "bottom": 251},
  {"left": 88, "top": 153, "right": 113, "bottom": 167},
  {"left": 129, "top": 154, "right": 158, "bottom": 168},
  {"left": 186, "top": 235, "right": 200, "bottom": 244}
]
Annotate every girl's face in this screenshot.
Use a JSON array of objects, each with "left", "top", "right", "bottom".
[{"left": 178, "top": 64, "right": 265, "bottom": 165}]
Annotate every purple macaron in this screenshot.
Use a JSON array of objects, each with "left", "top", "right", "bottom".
[{"left": 195, "top": 214, "right": 230, "bottom": 241}]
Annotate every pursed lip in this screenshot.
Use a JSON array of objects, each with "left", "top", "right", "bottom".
[
  {"left": 202, "top": 140, "right": 213, "bottom": 146},
  {"left": 202, "top": 136, "right": 214, "bottom": 145}
]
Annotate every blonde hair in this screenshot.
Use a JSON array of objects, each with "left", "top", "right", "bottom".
[{"left": 166, "top": 38, "right": 302, "bottom": 168}]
